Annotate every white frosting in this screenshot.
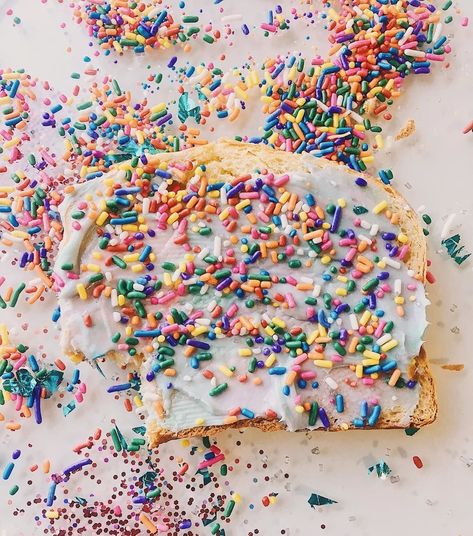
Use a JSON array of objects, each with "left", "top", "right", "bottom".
[{"left": 55, "top": 160, "right": 428, "bottom": 433}]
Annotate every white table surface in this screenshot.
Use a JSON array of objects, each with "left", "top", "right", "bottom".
[{"left": 0, "top": 1, "right": 472, "bottom": 535}]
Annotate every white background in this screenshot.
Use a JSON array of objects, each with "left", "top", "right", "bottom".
[{"left": 0, "top": 1, "right": 473, "bottom": 535}]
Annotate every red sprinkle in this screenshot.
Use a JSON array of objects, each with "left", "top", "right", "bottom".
[{"left": 413, "top": 455, "right": 423, "bottom": 469}]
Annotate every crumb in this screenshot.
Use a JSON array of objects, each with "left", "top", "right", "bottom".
[
  {"left": 440, "top": 364, "right": 464, "bottom": 371},
  {"left": 395, "top": 119, "right": 416, "bottom": 140}
]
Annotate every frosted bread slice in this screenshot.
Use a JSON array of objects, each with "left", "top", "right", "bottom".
[{"left": 54, "top": 140, "right": 437, "bottom": 446}]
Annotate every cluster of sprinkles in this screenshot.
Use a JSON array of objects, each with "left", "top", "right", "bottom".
[
  {"left": 0, "top": 0, "right": 464, "bottom": 532},
  {"left": 57, "top": 153, "right": 425, "bottom": 431}
]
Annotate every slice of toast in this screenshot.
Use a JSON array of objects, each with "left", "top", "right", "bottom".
[{"left": 55, "top": 140, "right": 437, "bottom": 446}]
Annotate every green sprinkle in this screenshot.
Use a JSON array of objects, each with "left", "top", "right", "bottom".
[
  {"left": 110, "top": 428, "right": 122, "bottom": 452},
  {"left": 146, "top": 488, "right": 161, "bottom": 499},
  {"left": 9, "top": 485, "right": 19, "bottom": 496},
  {"left": 112, "top": 256, "right": 127, "bottom": 269},
  {"left": 442, "top": 0, "right": 452, "bottom": 9},
  {"left": 161, "top": 261, "right": 176, "bottom": 271},
  {"left": 362, "top": 278, "right": 379, "bottom": 292},
  {"left": 88, "top": 273, "right": 104, "bottom": 284},
  {"left": 220, "top": 464, "right": 228, "bottom": 476},
  {"left": 209, "top": 383, "right": 228, "bottom": 396},
  {"left": 203, "top": 34, "right": 215, "bottom": 44},
  {"left": 112, "top": 332, "right": 121, "bottom": 343},
  {"left": 10, "top": 283, "right": 25, "bottom": 308},
  {"left": 61, "top": 262, "right": 74, "bottom": 271},
  {"left": 288, "top": 259, "right": 302, "bottom": 269},
  {"left": 309, "top": 401, "right": 319, "bottom": 426},
  {"left": 76, "top": 101, "right": 93, "bottom": 111},
  {"left": 183, "top": 15, "right": 199, "bottom": 23},
  {"left": 112, "top": 79, "right": 122, "bottom": 96},
  {"left": 224, "top": 499, "right": 236, "bottom": 517}
]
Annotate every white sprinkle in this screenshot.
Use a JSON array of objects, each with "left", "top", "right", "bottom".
[
  {"left": 360, "top": 219, "right": 371, "bottom": 230},
  {"left": 369, "top": 223, "right": 379, "bottom": 236},
  {"left": 200, "top": 284, "right": 209, "bottom": 295},
  {"left": 220, "top": 187, "right": 227, "bottom": 206},
  {"left": 133, "top": 283, "right": 145, "bottom": 291},
  {"left": 171, "top": 269, "right": 181, "bottom": 282},
  {"left": 111, "top": 289, "right": 118, "bottom": 307},
  {"left": 312, "top": 284, "right": 321, "bottom": 297},
  {"left": 183, "top": 375, "right": 192, "bottom": 382},
  {"left": 207, "top": 299, "right": 217, "bottom": 312},
  {"left": 105, "top": 271, "right": 112, "bottom": 281},
  {"left": 112, "top": 312, "right": 121, "bottom": 323},
  {"left": 142, "top": 197, "right": 150, "bottom": 215},
  {"left": 394, "top": 279, "right": 402, "bottom": 295},
  {"left": 404, "top": 49, "right": 426, "bottom": 58},
  {"left": 300, "top": 277, "right": 314, "bottom": 284},
  {"left": 213, "top": 236, "right": 222, "bottom": 257},
  {"left": 358, "top": 234, "right": 372, "bottom": 245},
  {"left": 197, "top": 247, "right": 209, "bottom": 260},
  {"left": 349, "top": 314, "right": 359, "bottom": 330},
  {"left": 398, "top": 26, "right": 413, "bottom": 46},
  {"left": 432, "top": 23, "right": 442, "bottom": 43},
  {"left": 376, "top": 333, "right": 392, "bottom": 346},
  {"left": 325, "top": 377, "right": 338, "bottom": 390},
  {"left": 382, "top": 257, "right": 401, "bottom": 269},
  {"left": 182, "top": 277, "right": 198, "bottom": 286},
  {"left": 196, "top": 318, "right": 211, "bottom": 326}
]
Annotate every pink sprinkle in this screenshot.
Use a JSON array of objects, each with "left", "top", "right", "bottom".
[
  {"left": 362, "top": 378, "right": 374, "bottom": 385},
  {"left": 462, "top": 17, "right": 469, "bottom": 27}
]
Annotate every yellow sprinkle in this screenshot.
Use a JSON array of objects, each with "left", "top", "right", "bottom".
[
  {"left": 313, "top": 360, "right": 333, "bottom": 369},
  {"left": 117, "top": 294, "right": 125, "bottom": 306},
  {"left": 124, "top": 253, "right": 140, "bottom": 263},
  {"left": 337, "top": 198, "right": 346, "bottom": 208},
  {"left": 295, "top": 405, "right": 305, "bottom": 414},
  {"left": 394, "top": 296, "right": 405, "bottom": 305},
  {"left": 122, "top": 224, "right": 138, "bottom": 232},
  {"left": 363, "top": 350, "right": 380, "bottom": 360},
  {"left": 219, "top": 365, "right": 234, "bottom": 377},
  {"left": 307, "top": 330, "right": 319, "bottom": 345},
  {"left": 0, "top": 324, "right": 10, "bottom": 346},
  {"left": 192, "top": 326, "right": 208, "bottom": 337},
  {"left": 45, "top": 511, "right": 59, "bottom": 520},
  {"left": 321, "top": 255, "right": 331, "bottom": 265},
  {"left": 362, "top": 359, "right": 379, "bottom": 366},
  {"left": 131, "top": 264, "right": 144, "bottom": 273},
  {"left": 265, "top": 353, "right": 276, "bottom": 368},
  {"left": 355, "top": 364, "right": 363, "bottom": 378},
  {"left": 125, "top": 326, "right": 132, "bottom": 336},
  {"left": 359, "top": 310, "right": 371, "bottom": 326},
  {"left": 337, "top": 275, "right": 348, "bottom": 283},
  {"left": 398, "top": 233, "right": 409, "bottom": 244},
  {"left": 133, "top": 395, "right": 143, "bottom": 408},
  {"left": 0, "top": 199, "right": 12, "bottom": 206},
  {"left": 381, "top": 339, "right": 398, "bottom": 352},
  {"left": 235, "top": 199, "right": 250, "bottom": 211},
  {"left": 195, "top": 418, "right": 205, "bottom": 426},
  {"left": 219, "top": 207, "right": 230, "bottom": 221},
  {"left": 239, "top": 348, "right": 252, "bottom": 357},
  {"left": 11, "top": 230, "right": 29, "bottom": 239},
  {"left": 272, "top": 317, "right": 286, "bottom": 329},
  {"left": 95, "top": 211, "right": 109, "bottom": 226},
  {"left": 86, "top": 264, "right": 101, "bottom": 272},
  {"left": 373, "top": 200, "right": 388, "bottom": 214},
  {"left": 264, "top": 326, "right": 275, "bottom": 337},
  {"left": 335, "top": 288, "right": 347, "bottom": 296},
  {"left": 76, "top": 283, "right": 87, "bottom": 300}
]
